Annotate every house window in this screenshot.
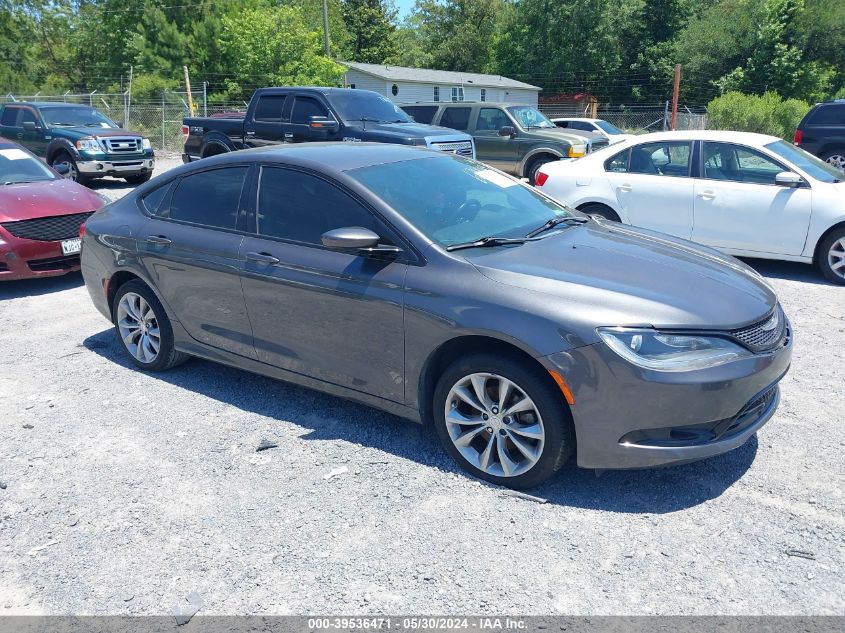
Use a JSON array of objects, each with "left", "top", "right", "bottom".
[
  {"left": 481, "top": 89, "right": 486, "bottom": 102},
  {"left": 349, "top": 84, "right": 356, "bottom": 89},
  {"left": 433, "top": 86, "right": 439, "bottom": 102},
  {"left": 451, "top": 87, "right": 464, "bottom": 102},
  {"left": 391, "top": 84, "right": 399, "bottom": 96}
]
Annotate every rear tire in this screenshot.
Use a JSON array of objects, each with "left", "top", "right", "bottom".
[
  {"left": 125, "top": 172, "right": 152, "bottom": 185},
  {"left": 433, "top": 353, "right": 574, "bottom": 489},
  {"left": 821, "top": 148, "right": 845, "bottom": 172},
  {"left": 817, "top": 226, "right": 845, "bottom": 285},
  {"left": 579, "top": 203, "right": 621, "bottom": 222},
  {"left": 112, "top": 280, "right": 189, "bottom": 371}
]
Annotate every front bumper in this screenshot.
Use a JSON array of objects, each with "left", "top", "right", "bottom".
[
  {"left": 0, "top": 234, "right": 82, "bottom": 281},
  {"left": 543, "top": 322, "right": 793, "bottom": 469},
  {"left": 77, "top": 157, "right": 155, "bottom": 177}
]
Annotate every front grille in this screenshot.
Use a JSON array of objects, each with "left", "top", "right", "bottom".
[
  {"left": 100, "top": 136, "right": 142, "bottom": 153},
  {"left": 27, "top": 254, "right": 81, "bottom": 272},
  {"left": 0, "top": 211, "right": 94, "bottom": 241},
  {"left": 431, "top": 140, "right": 474, "bottom": 157},
  {"left": 729, "top": 305, "right": 786, "bottom": 352}
]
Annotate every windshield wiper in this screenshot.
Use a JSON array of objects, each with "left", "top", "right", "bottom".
[
  {"left": 525, "top": 215, "right": 589, "bottom": 238},
  {"left": 446, "top": 236, "right": 531, "bottom": 251}
]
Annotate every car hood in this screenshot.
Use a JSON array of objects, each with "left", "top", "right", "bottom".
[
  {"left": 0, "top": 178, "right": 103, "bottom": 222},
  {"left": 524, "top": 128, "right": 593, "bottom": 145},
  {"left": 467, "top": 220, "right": 776, "bottom": 331},
  {"left": 350, "top": 121, "right": 470, "bottom": 140},
  {"left": 54, "top": 127, "right": 141, "bottom": 139}
]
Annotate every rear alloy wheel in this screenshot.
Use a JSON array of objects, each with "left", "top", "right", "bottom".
[
  {"left": 112, "top": 280, "right": 188, "bottom": 371},
  {"left": 818, "top": 228, "right": 845, "bottom": 285},
  {"left": 579, "top": 203, "right": 620, "bottom": 222},
  {"left": 821, "top": 149, "right": 845, "bottom": 172},
  {"left": 433, "top": 353, "right": 573, "bottom": 489}
]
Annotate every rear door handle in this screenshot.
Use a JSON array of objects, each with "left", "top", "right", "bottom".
[
  {"left": 618, "top": 183, "right": 632, "bottom": 192},
  {"left": 145, "top": 235, "right": 172, "bottom": 245},
  {"left": 697, "top": 191, "right": 716, "bottom": 200},
  {"left": 245, "top": 251, "right": 280, "bottom": 265},
  {"left": 245, "top": 130, "right": 256, "bottom": 136}
]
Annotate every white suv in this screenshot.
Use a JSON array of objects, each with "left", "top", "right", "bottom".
[{"left": 551, "top": 118, "right": 632, "bottom": 145}]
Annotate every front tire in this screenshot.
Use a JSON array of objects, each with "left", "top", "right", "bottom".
[
  {"left": 51, "top": 151, "right": 89, "bottom": 186},
  {"left": 124, "top": 172, "right": 152, "bottom": 185},
  {"left": 818, "top": 227, "right": 845, "bottom": 285},
  {"left": 433, "top": 353, "right": 574, "bottom": 489},
  {"left": 112, "top": 280, "right": 189, "bottom": 371}
]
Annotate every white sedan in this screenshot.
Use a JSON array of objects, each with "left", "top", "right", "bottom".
[{"left": 535, "top": 130, "right": 845, "bottom": 284}]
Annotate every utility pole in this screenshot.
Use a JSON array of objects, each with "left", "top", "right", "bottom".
[
  {"left": 183, "top": 65, "right": 195, "bottom": 117},
  {"left": 126, "top": 65, "right": 133, "bottom": 127},
  {"left": 670, "top": 64, "right": 681, "bottom": 131},
  {"left": 322, "top": 0, "right": 331, "bottom": 57}
]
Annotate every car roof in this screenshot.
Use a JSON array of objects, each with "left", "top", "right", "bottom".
[
  {"left": 400, "top": 102, "right": 531, "bottom": 108},
  {"left": 625, "top": 130, "right": 781, "bottom": 144},
  {"left": 189, "top": 142, "right": 446, "bottom": 174},
  {"left": 550, "top": 117, "right": 599, "bottom": 122},
  {"left": 3, "top": 102, "right": 99, "bottom": 109}
]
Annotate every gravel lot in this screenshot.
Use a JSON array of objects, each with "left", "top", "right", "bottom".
[{"left": 0, "top": 156, "right": 843, "bottom": 617}]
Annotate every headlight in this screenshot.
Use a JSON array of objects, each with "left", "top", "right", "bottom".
[
  {"left": 75, "top": 137, "right": 100, "bottom": 152},
  {"left": 142, "top": 138, "right": 152, "bottom": 150},
  {"left": 568, "top": 144, "right": 587, "bottom": 158},
  {"left": 597, "top": 327, "right": 750, "bottom": 371}
]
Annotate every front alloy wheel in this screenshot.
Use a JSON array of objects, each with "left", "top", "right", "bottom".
[
  {"left": 117, "top": 292, "right": 161, "bottom": 364},
  {"left": 445, "top": 372, "right": 545, "bottom": 478},
  {"left": 433, "top": 353, "right": 574, "bottom": 488}
]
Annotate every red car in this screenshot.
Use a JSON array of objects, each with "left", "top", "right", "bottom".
[{"left": 0, "top": 138, "right": 104, "bottom": 280}]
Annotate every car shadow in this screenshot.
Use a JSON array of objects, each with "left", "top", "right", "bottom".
[
  {"left": 0, "top": 271, "right": 83, "bottom": 300},
  {"left": 740, "top": 257, "right": 833, "bottom": 285},
  {"left": 83, "top": 328, "right": 757, "bottom": 514}
]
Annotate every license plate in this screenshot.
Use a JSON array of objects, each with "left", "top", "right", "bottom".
[{"left": 61, "top": 238, "right": 82, "bottom": 255}]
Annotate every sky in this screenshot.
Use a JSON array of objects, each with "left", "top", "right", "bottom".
[{"left": 394, "top": 0, "right": 416, "bottom": 20}]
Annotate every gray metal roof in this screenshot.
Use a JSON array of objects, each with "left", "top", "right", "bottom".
[{"left": 341, "top": 62, "right": 541, "bottom": 91}]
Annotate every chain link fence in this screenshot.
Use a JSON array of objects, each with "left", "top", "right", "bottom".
[
  {"left": 538, "top": 103, "right": 709, "bottom": 133},
  {"left": 2, "top": 90, "right": 247, "bottom": 153}
]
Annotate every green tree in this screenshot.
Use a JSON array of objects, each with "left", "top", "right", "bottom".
[
  {"left": 707, "top": 91, "right": 809, "bottom": 138},
  {"left": 341, "top": 0, "right": 398, "bottom": 63},
  {"left": 218, "top": 4, "right": 345, "bottom": 99}
]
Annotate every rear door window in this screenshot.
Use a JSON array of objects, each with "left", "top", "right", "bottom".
[
  {"left": 807, "top": 104, "right": 845, "bottom": 126},
  {"left": 628, "top": 141, "right": 692, "bottom": 177},
  {"left": 0, "top": 107, "right": 20, "bottom": 127},
  {"left": 161, "top": 167, "right": 248, "bottom": 230},
  {"left": 254, "top": 95, "right": 286, "bottom": 121},
  {"left": 440, "top": 107, "right": 471, "bottom": 131}
]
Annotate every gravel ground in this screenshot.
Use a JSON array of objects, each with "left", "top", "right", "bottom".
[{"left": 0, "top": 157, "right": 843, "bottom": 616}]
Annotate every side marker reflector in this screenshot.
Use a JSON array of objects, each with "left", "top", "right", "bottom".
[{"left": 549, "top": 370, "right": 575, "bottom": 405}]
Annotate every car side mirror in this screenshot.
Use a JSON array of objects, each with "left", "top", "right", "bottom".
[
  {"left": 498, "top": 125, "right": 516, "bottom": 138},
  {"left": 308, "top": 116, "right": 339, "bottom": 135},
  {"left": 22, "top": 121, "right": 38, "bottom": 131},
  {"left": 775, "top": 171, "right": 803, "bottom": 188},
  {"left": 53, "top": 163, "right": 70, "bottom": 175},
  {"left": 321, "top": 227, "right": 401, "bottom": 255}
]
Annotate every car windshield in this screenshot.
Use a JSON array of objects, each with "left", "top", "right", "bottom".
[
  {"left": 764, "top": 140, "right": 842, "bottom": 183},
  {"left": 331, "top": 92, "right": 410, "bottom": 124},
  {"left": 595, "top": 120, "right": 624, "bottom": 135},
  {"left": 507, "top": 106, "right": 556, "bottom": 129},
  {"left": 347, "top": 155, "right": 575, "bottom": 248},
  {"left": 0, "top": 146, "right": 57, "bottom": 184},
  {"left": 39, "top": 106, "right": 118, "bottom": 128}
]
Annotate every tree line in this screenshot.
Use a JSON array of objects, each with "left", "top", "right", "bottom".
[{"left": 2, "top": 0, "right": 843, "bottom": 107}]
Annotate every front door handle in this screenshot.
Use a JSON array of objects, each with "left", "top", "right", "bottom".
[
  {"left": 245, "top": 251, "right": 280, "bottom": 265},
  {"left": 245, "top": 130, "right": 256, "bottom": 136},
  {"left": 145, "top": 235, "right": 172, "bottom": 245},
  {"left": 618, "top": 183, "right": 632, "bottom": 192},
  {"left": 697, "top": 191, "right": 716, "bottom": 201}
]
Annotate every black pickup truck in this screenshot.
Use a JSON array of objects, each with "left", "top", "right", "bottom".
[{"left": 183, "top": 87, "right": 475, "bottom": 162}]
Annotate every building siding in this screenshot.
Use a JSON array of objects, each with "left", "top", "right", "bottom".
[{"left": 343, "top": 70, "right": 539, "bottom": 107}]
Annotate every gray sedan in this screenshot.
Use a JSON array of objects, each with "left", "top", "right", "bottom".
[{"left": 80, "top": 143, "right": 792, "bottom": 488}]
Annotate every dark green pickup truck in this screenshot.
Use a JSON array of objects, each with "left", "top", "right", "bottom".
[{"left": 0, "top": 102, "right": 155, "bottom": 185}]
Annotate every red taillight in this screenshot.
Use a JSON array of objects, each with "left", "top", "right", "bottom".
[
  {"left": 794, "top": 129, "right": 802, "bottom": 145},
  {"left": 79, "top": 223, "right": 86, "bottom": 239},
  {"left": 535, "top": 171, "right": 549, "bottom": 187},
  {"left": 181, "top": 125, "right": 189, "bottom": 139}
]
